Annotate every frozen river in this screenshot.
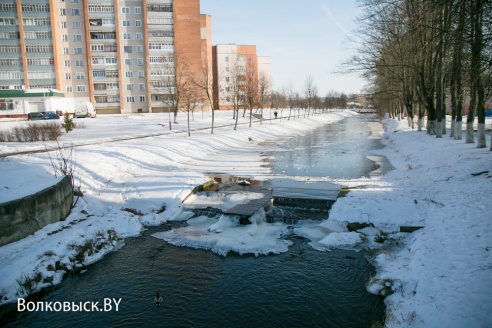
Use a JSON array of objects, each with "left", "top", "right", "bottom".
[{"left": 1, "top": 114, "right": 387, "bottom": 327}]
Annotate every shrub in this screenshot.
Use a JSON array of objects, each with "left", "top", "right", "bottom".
[
  {"left": 0, "top": 123, "right": 61, "bottom": 142},
  {"left": 16, "top": 272, "right": 42, "bottom": 296},
  {"left": 43, "top": 122, "right": 62, "bottom": 140}
]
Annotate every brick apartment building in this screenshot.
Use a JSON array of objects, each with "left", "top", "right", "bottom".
[
  {"left": 212, "top": 44, "right": 271, "bottom": 110},
  {"left": 0, "top": 0, "right": 269, "bottom": 117}
]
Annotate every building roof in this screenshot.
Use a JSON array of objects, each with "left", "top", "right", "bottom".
[{"left": 0, "top": 89, "right": 64, "bottom": 98}]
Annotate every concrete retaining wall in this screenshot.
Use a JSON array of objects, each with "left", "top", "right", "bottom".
[{"left": 0, "top": 175, "right": 73, "bottom": 247}]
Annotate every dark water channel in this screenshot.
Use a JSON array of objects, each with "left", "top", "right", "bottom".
[{"left": 1, "top": 114, "right": 387, "bottom": 327}]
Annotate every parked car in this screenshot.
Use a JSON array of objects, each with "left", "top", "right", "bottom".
[
  {"left": 475, "top": 109, "right": 492, "bottom": 117},
  {"left": 42, "top": 111, "right": 60, "bottom": 120},
  {"left": 27, "top": 112, "right": 43, "bottom": 120},
  {"left": 75, "top": 102, "right": 97, "bottom": 118}
]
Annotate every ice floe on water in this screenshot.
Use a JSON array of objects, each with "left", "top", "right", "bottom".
[
  {"left": 153, "top": 209, "right": 293, "bottom": 256},
  {"left": 185, "top": 191, "right": 266, "bottom": 212}
]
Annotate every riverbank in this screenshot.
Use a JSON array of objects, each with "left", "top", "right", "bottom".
[
  {"left": 327, "top": 117, "right": 491, "bottom": 327},
  {"left": 0, "top": 110, "right": 490, "bottom": 327},
  {"left": 0, "top": 109, "right": 354, "bottom": 307}
]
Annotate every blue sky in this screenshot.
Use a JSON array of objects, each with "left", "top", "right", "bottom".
[{"left": 200, "top": 0, "right": 365, "bottom": 95}]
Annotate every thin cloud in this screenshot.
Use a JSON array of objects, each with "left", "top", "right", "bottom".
[{"left": 320, "top": 3, "right": 350, "bottom": 36}]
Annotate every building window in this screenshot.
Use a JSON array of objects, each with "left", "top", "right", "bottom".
[
  {"left": 60, "top": 9, "right": 66, "bottom": 15},
  {"left": 75, "top": 60, "right": 83, "bottom": 67},
  {"left": 66, "top": 86, "right": 72, "bottom": 92},
  {"left": 125, "top": 71, "right": 133, "bottom": 78},
  {"left": 136, "top": 33, "right": 142, "bottom": 40},
  {"left": 136, "top": 45, "right": 143, "bottom": 53},
  {"left": 71, "top": 9, "right": 80, "bottom": 16},
  {"left": 226, "top": 77, "right": 230, "bottom": 82},
  {"left": 122, "top": 20, "right": 130, "bottom": 27},
  {"left": 74, "top": 48, "right": 83, "bottom": 54},
  {"left": 135, "top": 7, "right": 141, "bottom": 14},
  {"left": 138, "top": 71, "right": 144, "bottom": 78},
  {"left": 76, "top": 72, "right": 85, "bottom": 80},
  {"left": 0, "top": 4, "right": 16, "bottom": 11},
  {"left": 103, "top": 19, "right": 114, "bottom": 26},
  {"left": 27, "top": 58, "right": 55, "bottom": 66},
  {"left": 126, "top": 84, "right": 133, "bottom": 90},
  {"left": 88, "top": 5, "right": 114, "bottom": 13},
  {"left": 124, "top": 46, "right": 132, "bottom": 53},
  {"left": 121, "top": 7, "right": 129, "bottom": 14},
  {"left": 123, "top": 33, "right": 131, "bottom": 40},
  {"left": 225, "top": 57, "right": 229, "bottom": 62},
  {"left": 139, "top": 95, "right": 145, "bottom": 102},
  {"left": 77, "top": 85, "right": 86, "bottom": 92},
  {"left": 61, "top": 22, "right": 67, "bottom": 28},
  {"left": 92, "top": 57, "right": 104, "bottom": 65},
  {"left": 148, "top": 43, "right": 174, "bottom": 51},
  {"left": 72, "top": 22, "right": 81, "bottom": 29},
  {"left": 0, "top": 99, "right": 14, "bottom": 111},
  {"left": 139, "top": 84, "right": 145, "bottom": 91},
  {"left": 147, "top": 4, "right": 173, "bottom": 13},
  {"left": 73, "top": 34, "right": 82, "bottom": 42},
  {"left": 92, "top": 70, "right": 105, "bottom": 78},
  {"left": 65, "top": 73, "right": 71, "bottom": 80},
  {"left": 124, "top": 59, "right": 132, "bottom": 65},
  {"left": 126, "top": 96, "right": 134, "bottom": 103},
  {"left": 24, "top": 32, "right": 51, "bottom": 40},
  {"left": 23, "top": 18, "right": 50, "bottom": 26},
  {"left": 135, "top": 20, "right": 142, "bottom": 27},
  {"left": 106, "top": 57, "right": 117, "bottom": 64},
  {"left": 137, "top": 58, "right": 144, "bottom": 66},
  {"left": 63, "top": 48, "right": 69, "bottom": 54},
  {"left": 62, "top": 34, "right": 68, "bottom": 41}
]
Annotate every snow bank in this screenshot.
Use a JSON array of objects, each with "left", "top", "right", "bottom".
[
  {"left": 0, "top": 110, "right": 354, "bottom": 306},
  {"left": 1, "top": 110, "right": 490, "bottom": 328}
]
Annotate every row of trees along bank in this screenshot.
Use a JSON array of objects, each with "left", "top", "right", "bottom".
[
  {"left": 346, "top": 0, "right": 491, "bottom": 150},
  {"left": 156, "top": 51, "right": 360, "bottom": 136}
]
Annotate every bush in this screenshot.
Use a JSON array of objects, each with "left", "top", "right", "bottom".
[
  {"left": 0, "top": 122, "right": 61, "bottom": 142},
  {"left": 16, "top": 272, "right": 42, "bottom": 296}
]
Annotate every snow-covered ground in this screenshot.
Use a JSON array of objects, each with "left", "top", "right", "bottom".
[{"left": 0, "top": 110, "right": 490, "bottom": 327}]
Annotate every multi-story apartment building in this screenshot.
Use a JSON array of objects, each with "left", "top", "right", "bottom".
[
  {"left": 0, "top": 0, "right": 211, "bottom": 116},
  {"left": 212, "top": 44, "right": 271, "bottom": 110}
]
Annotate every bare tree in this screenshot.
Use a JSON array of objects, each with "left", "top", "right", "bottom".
[
  {"left": 158, "top": 53, "right": 193, "bottom": 125},
  {"left": 195, "top": 58, "right": 220, "bottom": 134},
  {"left": 304, "top": 75, "right": 317, "bottom": 117},
  {"left": 256, "top": 72, "right": 271, "bottom": 124},
  {"left": 221, "top": 56, "right": 245, "bottom": 130}
]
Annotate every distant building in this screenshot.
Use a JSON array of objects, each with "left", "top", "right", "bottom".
[{"left": 212, "top": 44, "right": 271, "bottom": 110}]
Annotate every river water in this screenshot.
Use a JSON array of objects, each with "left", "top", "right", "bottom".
[{"left": 1, "top": 114, "right": 388, "bottom": 327}]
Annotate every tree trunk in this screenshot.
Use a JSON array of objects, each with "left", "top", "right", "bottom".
[
  {"left": 472, "top": 0, "right": 486, "bottom": 148},
  {"left": 211, "top": 108, "right": 215, "bottom": 134},
  {"left": 234, "top": 107, "right": 239, "bottom": 131},
  {"left": 187, "top": 109, "right": 191, "bottom": 137}
]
